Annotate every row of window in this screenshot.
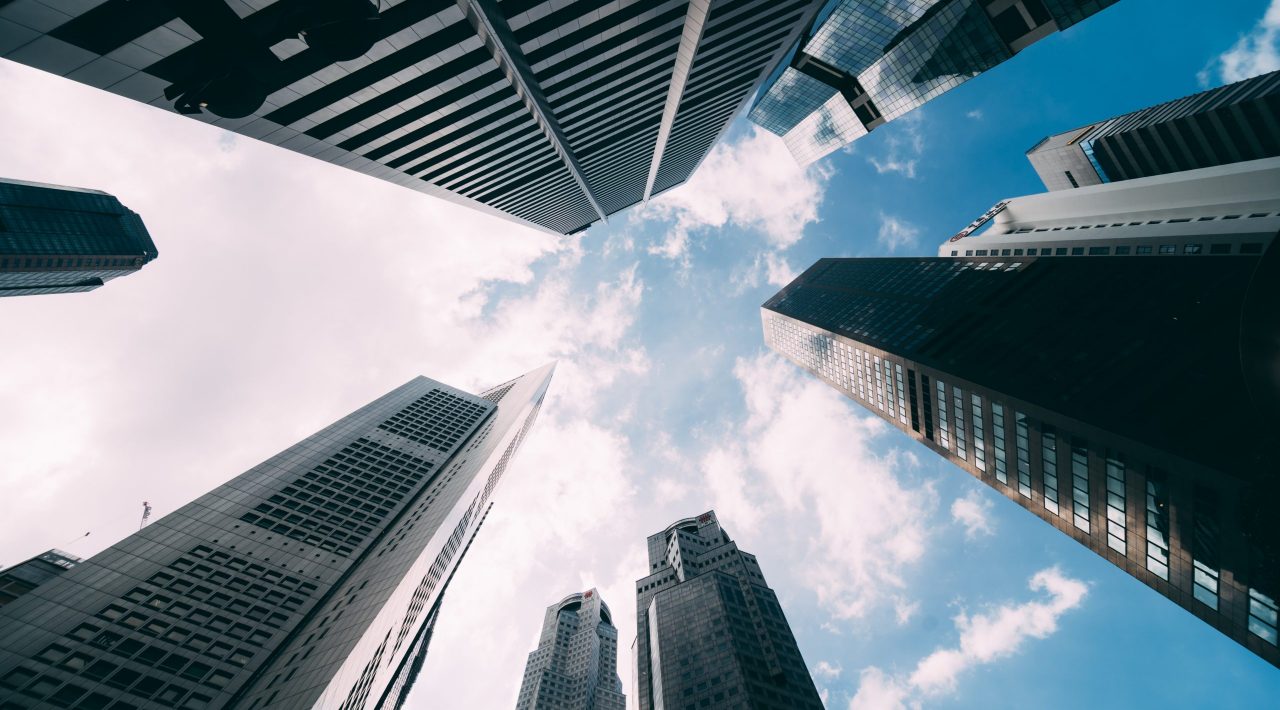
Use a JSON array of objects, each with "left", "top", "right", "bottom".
[{"left": 955, "top": 241, "right": 1265, "bottom": 258}]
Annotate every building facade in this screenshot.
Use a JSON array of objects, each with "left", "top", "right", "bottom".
[
  {"left": 748, "top": 0, "right": 1119, "bottom": 165},
  {"left": 633, "top": 512, "right": 823, "bottom": 710},
  {"left": 761, "top": 161, "right": 1280, "bottom": 668},
  {"left": 515, "top": 589, "right": 624, "bottom": 710},
  {"left": 0, "top": 364, "right": 555, "bottom": 709},
  {"left": 0, "top": 178, "right": 157, "bottom": 297},
  {"left": 0, "top": 0, "right": 820, "bottom": 235},
  {"left": 0, "top": 550, "right": 80, "bottom": 609},
  {"left": 1027, "top": 69, "right": 1280, "bottom": 191}
]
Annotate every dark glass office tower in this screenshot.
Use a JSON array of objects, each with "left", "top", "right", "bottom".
[
  {"left": 633, "top": 511, "right": 823, "bottom": 709},
  {"left": 0, "top": 178, "right": 157, "bottom": 297},
  {"left": 1028, "top": 70, "right": 1280, "bottom": 191},
  {"left": 0, "top": 364, "right": 555, "bottom": 709},
  {"left": 761, "top": 160, "right": 1280, "bottom": 668},
  {"left": 747, "top": 0, "right": 1118, "bottom": 165},
  {"left": 0, "top": 550, "right": 80, "bottom": 609},
  {"left": 0, "top": 0, "right": 819, "bottom": 235},
  {"left": 515, "top": 589, "right": 624, "bottom": 710}
]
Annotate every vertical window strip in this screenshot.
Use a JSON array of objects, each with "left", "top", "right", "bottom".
[
  {"left": 907, "top": 369, "right": 920, "bottom": 433},
  {"left": 883, "top": 360, "right": 896, "bottom": 420},
  {"left": 970, "top": 394, "right": 986, "bottom": 472},
  {"left": 1191, "top": 491, "right": 1221, "bottom": 611},
  {"left": 855, "top": 349, "right": 867, "bottom": 402},
  {"left": 1071, "top": 442, "right": 1091, "bottom": 533},
  {"left": 1145, "top": 477, "right": 1170, "bottom": 580},
  {"left": 874, "top": 356, "right": 886, "bottom": 413},
  {"left": 894, "top": 364, "right": 907, "bottom": 426},
  {"left": 936, "top": 380, "right": 950, "bottom": 450},
  {"left": 991, "top": 403, "right": 1007, "bottom": 485},
  {"left": 1104, "top": 456, "right": 1126, "bottom": 555},
  {"left": 920, "top": 374, "right": 934, "bottom": 440},
  {"left": 1015, "top": 412, "right": 1031, "bottom": 498},
  {"left": 952, "top": 386, "right": 967, "bottom": 461},
  {"left": 1041, "top": 427, "right": 1058, "bottom": 513},
  {"left": 1193, "top": 560, "right": 1220, "bottom": 611},
  {"left": 1249, "top": 589, "right": 1279, "bottom": 645}
]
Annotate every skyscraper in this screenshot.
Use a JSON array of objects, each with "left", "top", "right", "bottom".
[
  {"left": 761, "top": 157, "right": 1280, "bottom": 668},
  {"left": 0, "top": 0, "right": 820, "bottom": 235},
  {"left": 0, "top": 178, "right": 157, "bottom": 297},
  {"left": 1027, "top": 69, "right": 1280, "bottom": 191},
  {"left": 0, "top": 550, "right": 79, "bottom": 609},
  {"left": 0, "top": 363, "right": 555, "bottom": 709},
  {"left": 515, "top": 589, "right": 624, "bottom": 710},
  {"left": 633, "top": 511, "right": 823, "bottom": 709},
  {"left": 748, "top": 0, "right": 1119, "bottom": 165}
]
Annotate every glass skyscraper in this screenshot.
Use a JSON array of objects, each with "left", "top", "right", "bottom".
[
  {"left": 0, "top": 178, "right": 157, "bottom": 297},
  {"left": 0, "top": 550, "right": 80, "bottom": 609},
  {"left": 633, "top": 511, "right": 823, "bottom": 709},
  {"left": 515, "top": 589, "right": 625, "bottom": 710},
  {"left": 1027, "top": 69, "right": 1280, "bottom": 191},
  {"left": 0, "top": 364, "right": 555, "bottom": 709},
  {"left": 748, "top": 0, "right": 1119, "bottom": 165},
  {"left": 761, "top": 158, "right": 1280, "bottom": 668},
  {"left": 0, "top": 0, "right": 821, "bottom": 235}
]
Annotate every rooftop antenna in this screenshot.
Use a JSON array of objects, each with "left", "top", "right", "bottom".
[
  {"left": 61, "top": 531, "right": 90, "bottom": 547},
  {"left": 139, "top": 501, "right": 152, "bottom": 531}
]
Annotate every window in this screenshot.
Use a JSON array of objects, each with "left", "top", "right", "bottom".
[
  {"left": 1145, "top": 475, "right": 1170, "bottom": 580},
  {"left": 1158, "top": 245, "right": 1176, "bottom": 254},
  {"left": 1001, "top": 248, "right": 1012, "bottom": 256},
  {"left": 1137, "top": 245, "right": 1152, "bottom": 254},
  {"left": 970, "top": 394, "right": 987, "bottom": 472},
  {"left": 1071, "top": 442, "right": 1090, "bottom": 532},
  {"left": 1241, "top": 242, "right": 1263, "bottom": 254},
  {"left": 1193, "top": 560, "right": 1219, "bottom": 610},
  {"left": 936, "top": 380, "right": 950, "bottom": 450},
  {"left": 1191, "top": 488, "right": 1221, "bottom": 611},
  {"left": 1114, "top": 245, "right": 1131, "bottom": 255},
  {"left": 1014, "top": 248, "right": 1024, "bottom": 255},
  {"left": 1041, "top": 427, "right": 1059, "bottom": 513},
  {"left": 1071, "top": 247, "right": 1085, "bottom": 255},
  {"left": 991, "top": 403, "right": 1008, "bottom": 486},
  {"left": 1088, "top": 246, "right": 1110, "bottom": 255},
  {"left": 1183, "top": 243, "right": 1202, "bottom": 254},
  {"left": 1055, "top": 247, "right": 1067, "bottom": 255},
  {"left": 975, "top": 250, "right": 988, "bottom": 256},
  {"left": 1015, "top": 413, "right": 1032, "bottom": 499},
  {"left": 1209, "top": 243, "right": 1232, "bottom": 254},
  {"left": 952, "top": 386, "right": 967, "bottom": 462},
  {"left": 1065, "top": 170, "right": 1079, "bottom": 188},
  {"left": 1104, "top": 456, "right": 1126, "bottom": 555},
  {"left": 1249, "top": 589, "right": 1278, "bottom": 645}
]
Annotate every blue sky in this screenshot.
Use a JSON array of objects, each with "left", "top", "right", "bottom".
[{"left": 0, "top": 0, "right": 1278, "bottom": 708}]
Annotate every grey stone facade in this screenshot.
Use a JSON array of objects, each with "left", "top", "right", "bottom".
[{"left": 515, "top": 590, "right": 624, "bottom": 710}]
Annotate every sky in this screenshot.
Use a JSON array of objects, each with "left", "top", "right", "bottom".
[{"left": 0, "top": 0, "right": 1278, "bottom": 708}]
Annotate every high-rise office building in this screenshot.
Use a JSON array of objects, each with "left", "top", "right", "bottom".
[
  {"left": 0, "top": 550, "right": 79, "bottom": 608},
  {"left": 633, "top": 511, "right": 823, "bottom": 709},
  {"left": 1028, "top": 70, "right": 1280, "bottom": 191},
  {"left": 0, "top": 0, "right": 820, "bottom": 235},
  {"left": 0, "top": 178, "right": 157, "bottom": 297},
  {"left": 515, "top": 589, "right": 624, "bottom": 710},
  {"left": 748, "top": 0, "right": 1119, "bottom": 165},
  {"left": 761, "top": 157, "right": 1280, "bottom": 668},
  {"left": 0, "top": 363, "right": 555, "bottom": 709}
]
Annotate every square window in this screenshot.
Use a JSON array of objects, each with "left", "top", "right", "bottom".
[
  {"left": 1071, "top": 247, "right": 1085, "bottom": 255},
  {"left": 1137, "top": 245, "right": 1153, "bottom": 254},
  {"left": 1055, "top": 247, "right": 1067, "bottom": 255}
]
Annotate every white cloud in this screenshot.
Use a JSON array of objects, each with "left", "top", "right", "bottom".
[
  {"left": 950, "top": 489, "right": 995, "bottom": 539},
  {"left": 966, "top": 109, "right": 984, "bottom": 120},
  {"left": 702, "top": 354, "right": 937, "bottom": 620},
  {"left": 877, "top": 213, "right": 921, "bottom": 252},
  {"left": 814, "top": 660, "right": 843, "bottom": 680},
  {"left": 636, "top": 126, "right": 831, "bottom": 262},
  {"left": 849, "top": 567, "right": 1089, "bottom": 708},
  {"left": 893, "top": 597, "right": 921, "bottom": 625},
  {"left": 1199, "top": 0, "right": 1280, "bottom": 86},
  {"left": 868, "top": 112, "right": 925, "bottom": 178}
]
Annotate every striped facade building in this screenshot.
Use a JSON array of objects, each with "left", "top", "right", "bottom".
[{"left": 0, "top": 0, "right": 820, "bottom": 234}]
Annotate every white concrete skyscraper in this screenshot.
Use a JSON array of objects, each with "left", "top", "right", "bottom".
[{"left": 515, "top": 590, "right": 624, "bottom": 710}]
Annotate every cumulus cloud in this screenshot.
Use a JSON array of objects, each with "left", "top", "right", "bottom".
[
  {"left": 966, "top": 109, "right": 984, "bottom": 120},
  {"left": 702, "top": 353, "right": 937, "bottom": 620},
  {"left": 1199, "top": 0, "right": 1280, "bottom": 86},
  {"left": 877, "top": 213, "right": 921, "bottom": 252},
  {"left": 950, "top": 489, "right": 995, "bottom": 539},
  {"left": 636, "top": 126, "right": 831, "bottom": 262},
  {"left": 849, "top": 567, "right": 1089, "bottom": 709},
  {"left": 814, "top": 660, "right": 844, "bottom": 680},
  {"left": 868, "top": 112, "right": 926, "bottom": 178}
]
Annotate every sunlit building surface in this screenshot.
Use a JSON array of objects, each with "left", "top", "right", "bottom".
[
  {"left": 515, "top": 589, "right": 624, "bottom": 710},
  {"left": 633, "top": 511, "right": 824, "bottom": 709},
  {"left": 1028, "top": 70, "right": 1280, "bottom": 191},
  {"left": 0, "top": 178, "right": 157, "bottom": 297},
  {"left": 762, "top": 157, "right": 1280, "bottom": 668},
  {"left": 0, "top": 0, "right": 820, "bottom": 235},
  {"left": 0, "top": 364, "right": 554, "bottom": 709},
  {"left": 749, "top": 0, "right": 1119, "bottom": 165}
]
